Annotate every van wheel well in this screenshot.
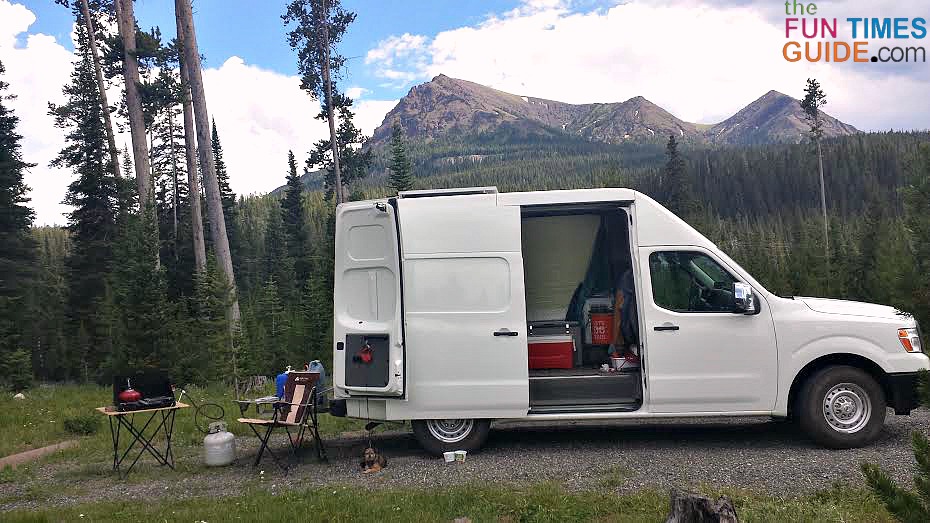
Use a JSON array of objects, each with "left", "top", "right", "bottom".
[{"left": 787, "top": 354, "right": 889, "bottom": 419}]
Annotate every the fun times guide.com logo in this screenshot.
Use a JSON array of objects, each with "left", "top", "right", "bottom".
[{"left": 783, "top": 1, "right": 927, "bottom": 63}]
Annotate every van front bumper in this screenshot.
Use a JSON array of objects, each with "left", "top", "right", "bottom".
[{"left": 888, "top": 371, "right": 922, "bottom": 415}]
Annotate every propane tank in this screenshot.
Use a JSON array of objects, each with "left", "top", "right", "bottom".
[{"left": 203, "top": 421, "right": 236, "bottom": 466}]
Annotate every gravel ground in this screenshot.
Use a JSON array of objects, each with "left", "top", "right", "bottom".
[{"left": 2, "top": 409, "right": 929, "bottom": 512}]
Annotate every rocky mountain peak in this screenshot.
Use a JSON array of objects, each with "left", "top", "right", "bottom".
[{"left": 371, "top": 76, "right": 858, "bottom": 146}]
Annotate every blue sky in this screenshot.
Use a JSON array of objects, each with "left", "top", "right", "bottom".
[{"left": 23, "top": 0, "right": 516, "bottom": 103}]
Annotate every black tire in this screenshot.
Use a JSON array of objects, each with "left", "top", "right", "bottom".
[
  {"left": 411, "top": 419, "right": 491, "bottom": 456},
  {"left": 797, "top": 365, "right": 886, "bottom": 449}
]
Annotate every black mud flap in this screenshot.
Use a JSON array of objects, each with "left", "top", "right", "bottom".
[{"left": 329, "top": 399, "right": 347, "bottom": 418}]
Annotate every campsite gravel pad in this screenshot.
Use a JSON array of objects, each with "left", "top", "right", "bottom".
[{"left": 2, "top": 410, "right": 929, "bottom": 510}]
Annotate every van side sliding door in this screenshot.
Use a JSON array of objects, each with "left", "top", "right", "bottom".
[{"left": 392, "top": 195, "right": 530, "bottom": 419}]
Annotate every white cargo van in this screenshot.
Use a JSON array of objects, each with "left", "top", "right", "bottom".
[{"left": 329, "top": 187, "right": 928, "bottom": 454}]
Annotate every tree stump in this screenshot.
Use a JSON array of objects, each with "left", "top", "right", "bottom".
[{"left": 666, "top": 489, "right": 739, "bottom": 523}]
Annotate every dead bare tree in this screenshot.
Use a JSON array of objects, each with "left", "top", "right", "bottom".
[
  {"left": 174, "top": 14, "right": 206, "bottom": 273},
  {"left": 175, "top": 0, "right": 241, "bottom": 326},
  {"left": 113, "top": 0, "right": 152, "bottom": 205},
  {"left": 76, "top": 0, "right": 120, "bottom": 178}
]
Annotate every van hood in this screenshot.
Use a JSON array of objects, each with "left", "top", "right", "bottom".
[{"left": 797, "top": 297, "right": 909, "bottom": 321}]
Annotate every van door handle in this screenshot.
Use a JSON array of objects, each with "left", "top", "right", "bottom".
[
  {"left": 494, "top": 329, "right": 519, "bottom": 337},
  {"left": 654, "top": 325, "right": 680, "bottom": 331}
]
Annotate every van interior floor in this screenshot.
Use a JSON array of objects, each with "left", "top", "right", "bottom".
[{"left": 528, "top": 367, "right": 642, "bottom": 411}]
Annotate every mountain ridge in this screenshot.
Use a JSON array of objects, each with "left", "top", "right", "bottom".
[{"left": 371, "top": 75, "right": 859, "bottom": 147}]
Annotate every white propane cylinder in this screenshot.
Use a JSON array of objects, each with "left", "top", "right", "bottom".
[{"left": 203, "top": 421, "right": 236, "bottom": 466}]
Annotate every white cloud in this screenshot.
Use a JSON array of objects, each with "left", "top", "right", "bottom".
[
  {"left": 1, "top": 1, "right": 76, "bottom": 226},
  {"left": 202, "top": 58, "right": 394, "bottom": 196},
  {"left": 366, "top": 0, "right": 930, "bottom": 131},
  {"left": 365, "top": 33, "right": 428, "bottom": 67},
  {"left": 1, "top": 1, "right": 396, "bottom": 225},
  {"left": 202, "top": 56, "right": 329, "bottom": 195},
  {"left": 344, "top": 86, "right": 369, "bottom": 99},
  {"left": 355, "top": 99, "right": 399, "bottom": 137},
  {"left": 365, "top": 33, "right": 431, "bottom": 87}
]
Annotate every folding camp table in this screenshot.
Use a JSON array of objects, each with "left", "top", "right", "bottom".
[{"left": 96, "top": 402, "right": 189, "bottom": 477}]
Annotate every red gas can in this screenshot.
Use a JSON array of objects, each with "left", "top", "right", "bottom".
[
  {"left": 589, "top": 312, "right": 614, "bottom": 345},
  {"left": 528, "top": 335, "right": 575, "bottom": 370}
]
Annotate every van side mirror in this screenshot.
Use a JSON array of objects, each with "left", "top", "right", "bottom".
[{"left": 733, "top": 282, "right": 759, "bottom": 315}]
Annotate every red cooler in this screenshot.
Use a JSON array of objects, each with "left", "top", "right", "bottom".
[{"left": 528, "top": 334, "right": 575, "bottom": 370}]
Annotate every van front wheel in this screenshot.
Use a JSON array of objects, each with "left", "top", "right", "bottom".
[
  {"left": 412, "top": 419, "right": 491, "bottom": 455},
  {"left": 798, "top": 365, "right": 886, "bottom": 448}
]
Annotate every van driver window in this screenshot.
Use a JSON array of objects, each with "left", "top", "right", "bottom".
[{"left": 649, "top": 251, "right": 737, "bottom": 312}]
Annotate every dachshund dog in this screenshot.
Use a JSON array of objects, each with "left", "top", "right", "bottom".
[{"left": 360, "top": 447, "right": 387, "bottom": 473}]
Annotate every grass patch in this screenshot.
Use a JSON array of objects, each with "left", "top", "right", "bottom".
[
  {"left": 0, "top": 482, "right": 895, "bottom": 522},
  {"left": 0, "top": 384, "right": 375, "bottom": 462},
  {"left": 0, "top": 385, "right": 109, "bottom": 457},
  {"left": 63, "top": 415, "right": 100, "bottom": 436},
  {"left": 597, "top": 464, "right": 632, "bottom": 490}
]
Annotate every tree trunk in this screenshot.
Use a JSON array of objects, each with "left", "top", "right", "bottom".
[
  {"left": 169, "top": 110, "right": 178, "bottom": 260},
  {"left": 666, "top": 489, "right": 739, "bottom": 523},
  {"left": 113, "top": 0, "right": 152, "bottom": 205},
  {"left": 175, "top": 19, "right": 206, "bottom": 273},
  {"left": 79, "top": 0, "right": 120, "bottom": 178},
  {"left": 320, "top": 0, "right": 343, "bottom": 204},
  {"left": 817, "top": 139, "right": 829, "bottom": 291},
  {"left": 175, "top": 0, "right": 240, "bottom": 326}
]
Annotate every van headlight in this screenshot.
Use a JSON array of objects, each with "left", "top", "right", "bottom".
[{"left": 898, "top": 327, "right": 923, "bottom": 353}]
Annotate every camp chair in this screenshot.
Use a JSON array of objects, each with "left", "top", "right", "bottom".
[{"left": 237, "top": 371, "right": 327, "bottom": 471}]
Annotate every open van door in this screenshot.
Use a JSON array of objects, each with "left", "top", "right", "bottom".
[
  {"left": 392, "top": 194, "right": 529, "bottom": 419},
  {"left": 333, "top": 201, "right": 404, "bottom": 396}
]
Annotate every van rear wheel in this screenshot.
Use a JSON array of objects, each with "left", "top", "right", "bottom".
[
  {"left": 798, "top": 365, "right": 886, "bottom": 448},
  {"left": 412, "top": 419, "right": 491, "bottom": 456}
]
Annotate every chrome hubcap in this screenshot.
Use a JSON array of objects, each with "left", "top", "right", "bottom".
[
  {"left": 823, "top": 383, "right": 871, "bottom": 434},
  {"left": 425, "top": 419, "right": 474, "bottom": 443}
]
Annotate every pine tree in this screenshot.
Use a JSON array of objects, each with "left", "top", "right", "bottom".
[
  {"left": 209, "top": 119, "right": 239, "bottom": 260},
  {"left": 257, "top": 276, "right": 291, "bottom": 371},
  {"left": 108, "top": 207, "right": 171, "bottom": 374},
  {"left": 800, "top": 78, "right": 830, "bottom": 284},
  {"left": 49, "top": 29, "right": 121, "bottom": 380},
  {"left": 264, "top": 204, "right": 296, "bottom": 301},
  {"left": 0, "top": 60, "right": 37, "bottom": 390},
  {"left": 283, "top": 0, "right": 357, "bottom": 203},
  {"left": 862, "top": 366, "right": 930, "bottom": 523},
  {"left": 847, "top": 179, "right": 883, "bottom": 302},
  {"left": 662, "top": 134, "right": 692, "bottom": 217},
  {"left": 901, "top": 144, "right": 930, "bottom": 328},
  {"left": 281, "top": 150, "right": 310, "bottom": 283},
  {"left": 388, "top": 121, "right": 414, "bottom": 193},
  {"left": 299, "top": 260, "right": 332, "bottom": 366},
  {"left": 27, "top": 228, "right": 70, "bottom": 381},
  {"left": 185, "top": 256, "right": 235, "bottom": 382}
]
